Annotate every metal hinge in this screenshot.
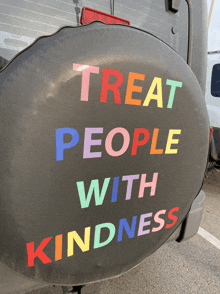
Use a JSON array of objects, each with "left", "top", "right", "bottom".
[{"left": 168, "top": 0, "right": 180, "bottom": 13}]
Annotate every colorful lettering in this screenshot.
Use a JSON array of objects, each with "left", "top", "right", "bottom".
[
  {"left": 55, "top": 128, "right": 79, "bottom": 161},
  {"left": 143, "top": 77, "right": 163, "bottom": 108},
  {"left": 117, "top": 216, "right": 137, "bottom": 242},
  {"left": 152, "top": 210, "right": 166, "bottom": 232},
  {"left": 55, "top": 234, "right": 63, "bottom": 261},
  {"left": 125, "top": 72, "right": 145, "bottom": 105},
  {"left": 122, "top": 174, "right": 140, "bottom": 200},
  {"left": 111, "top": 177, "right": 120, "bottom": 203},
  {"left": 105, "top": 127, "right": 130, "bottom": 156},
  {"left": 165, "top": 129, "right": 181, "bottom": 154},
  {"left": 83, "top": 128, "right": 103, "bottom": 158},
  {"left": 131, "top": 128, "right": 150, "bottom": 155},
  {"left": 100, "top": 68, "right": 123, "bottom": 103},
  {"left": 76, "top": 178, "right": 110, "bottom": 208},
  {"left": 166, "top": 207, "right": 179, "bottom": 228},
  {"left": 73, "top": 63, "right": 99, "bottom": 101},
  {"left": 138, "top": 213, "right": 152, "bottom": 236},
  {"left": 94, "top": 223, "right": 116, "bottom": 249},
  {"left": 150, "top": 128, "right": 163, "bottom": 154},
  {"left": 26, "top": 205, "right": 180, "bottom": 266},
  {"left": 26, "top": 237, "right": 52, "bottom": 267},
  {"left": 166, "top": 79, "right": 182, "bottom": 108},
  {"left": 67, "top": 227, "right": 91, "bottom": 257},
  {"left": 138, "top": 173, "right": 158, "bottom": 198}
]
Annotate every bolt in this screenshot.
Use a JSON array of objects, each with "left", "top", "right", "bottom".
[{"left": 172, "top": 27, "right": 178, "bottom": 34}]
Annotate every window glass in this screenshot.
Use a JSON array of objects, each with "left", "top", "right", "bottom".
[{"left": 211, "top": 64, "right": 220, "bottom": 97}]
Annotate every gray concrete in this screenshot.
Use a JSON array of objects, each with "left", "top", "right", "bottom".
[{"left": 29, "top": 172, "right": 220, "bottom": 294}]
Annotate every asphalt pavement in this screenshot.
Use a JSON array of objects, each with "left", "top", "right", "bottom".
[{"left": 29, "top": 171, "right": 220, "bottom": 294}]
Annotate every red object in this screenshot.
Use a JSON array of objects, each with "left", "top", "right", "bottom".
[
  {"left": 131, "top": 128, "right": 150, "bottom": 156},
  {"left": 165, "top": 207, "right": 179, "bottom": 229},
  {"left": 80, "top": 7, "right": 130, "bottom": 25},
  {"left": 210, "top": 127, "right": 213, "bottom": 142},
  {"left": 100, "top": 68, "right": 123, "bottom": 103},
  {"left": 26, "top": 237, "right": 52, "bottom": 267}
]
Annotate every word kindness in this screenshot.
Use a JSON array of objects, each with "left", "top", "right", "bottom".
[{"left": 26, "top": 206, "right": 179, "bottom": 267}]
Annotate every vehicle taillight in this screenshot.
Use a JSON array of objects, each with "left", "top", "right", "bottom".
[
  {"left": 210, "top": 127, "right": 213, "bottom": 142},
  {"left": 80, "top": 7, "right": 130, "bottom": 25}
]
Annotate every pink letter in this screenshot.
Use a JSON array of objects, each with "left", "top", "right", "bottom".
[
  {"left": 138, "top": 213, "right": 152, "bottom": 236},
  {"left": 152, "top": 210, "right": 166, "bottom": 232},
  {"left": 83, "top": 128, "right": 103, "bottom": 158},
  {"left": 138, "top": 173, "right": 158, "bottom": 198},
  {"left": 73, "top": 63, "right": 99, "bottom": 101},
  {"left": 105, "top": 128, "right": 130, "bottom": 157}
]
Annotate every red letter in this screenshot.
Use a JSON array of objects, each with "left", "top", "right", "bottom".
[
  {"left": 166, "top": 207, "right": 179, "bottom": 228},
  {"left": 26, "top": 237, "right": 52, "bottom": 267},
  {"left": 131, "top": 128, "right": 150, "bottom": 155},
  {"left": 100, "top": 68, "right": 123, "bottom": 103}
]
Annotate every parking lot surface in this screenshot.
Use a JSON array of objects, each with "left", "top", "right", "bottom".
[{"left": 30, "top": 172, "right": 220, "bottom": 294}]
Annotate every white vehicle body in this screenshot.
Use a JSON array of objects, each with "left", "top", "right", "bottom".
[
  {"left": 205, "top": 52, "right": 220, "bottom": 167},
  {"left": 206, "top": 52, "right": 220, "bottom": 128}
]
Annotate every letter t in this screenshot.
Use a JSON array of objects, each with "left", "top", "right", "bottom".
[{"left": 73, "top": 63, "right": 99, "bottom": 101}]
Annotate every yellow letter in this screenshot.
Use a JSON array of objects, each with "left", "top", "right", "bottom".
[
  {"left": 67, "top": 227, "right": 90, "bottom": 257},
  {"left": 165, "top": 129, "right": 181, "bottom": 154},
  {"left": 143, "top": 77, "right": 163, "bottom": 108}
]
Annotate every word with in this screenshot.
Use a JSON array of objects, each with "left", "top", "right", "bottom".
[
  {"left": 26, "top": 206, "right": 179, "bottom": 266},
  {"left": 73, "top": 64, "right": 182, "bottom": 108},
  {"left": 55, "top": 127, "right": 181, "bottom": 161},
  {"left": 76, "top": 172, "right": 158, "bottom": 209}
]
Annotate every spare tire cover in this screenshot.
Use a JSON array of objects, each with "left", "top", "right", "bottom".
[{"left": 0, "top": 22, "right": 209, "bottom": 285}]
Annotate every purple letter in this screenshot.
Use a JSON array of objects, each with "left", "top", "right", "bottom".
[
  {"left": 138, "top": 213, "right": 153, "bottom": 236},
  {"left": 122, "top": 174, "right": 140, "bottom": 200},
  {"left": 83, "top": 128, "right": 103, "bottom": 158}
]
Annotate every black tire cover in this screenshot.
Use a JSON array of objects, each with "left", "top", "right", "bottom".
[{"left": 0, "top": 22, "right": 209, "bottom": 285}]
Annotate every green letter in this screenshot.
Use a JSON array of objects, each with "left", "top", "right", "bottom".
[
  {"left": 166, "top": 79, "right": 182, "bottom": 109},
  {"left": 94, "top": 223, "right": 116, "bottom": 249},
  {"left": 76, "top": 178, "right": 110, "bottom": 208}
]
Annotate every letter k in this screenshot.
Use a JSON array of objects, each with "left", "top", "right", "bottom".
[{"left": 26, "top": 237, "right": 52, "bottom": 267}]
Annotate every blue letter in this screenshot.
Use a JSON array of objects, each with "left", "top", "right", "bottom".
[
  {"left": 117, "top": 216, "right": 137, "bottom": 242},
  {"left": 55, "top": 128, "right": 79, "bottom": 161},
  {"left": 111, "top": 177, "right": 119, "bottom": 202}
]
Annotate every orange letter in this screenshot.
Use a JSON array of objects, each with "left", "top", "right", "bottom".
[
  {"left": 150, "top": 128, "right": 163, "bottom": 154},
  {"left": 55, "top": 234, "right": 63, "bottom": 261},
  {"left": 125, "top": 72, "right": 145, "bottom": 106}
]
